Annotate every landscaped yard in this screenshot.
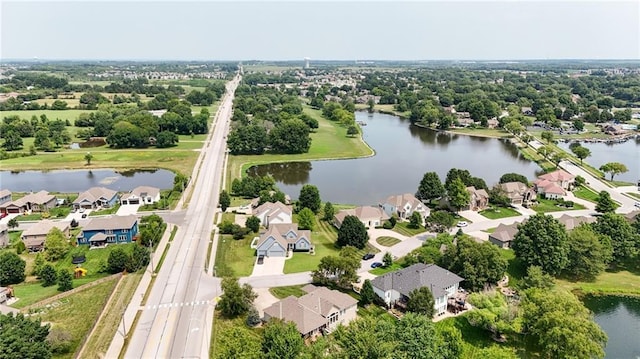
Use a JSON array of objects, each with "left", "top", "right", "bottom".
[
  {"left": 375, "top": 236, "right": 402, "bottom": 247},
  {"left": 531, "top": 198, "right": 586, "bottom": 213},
  {"left": 479, "top": 206, "right": 522, "bottom": 220},
  {"left": 269, "top": 285, "right": 306, "bottom": 299},
  {"left": 88, "top": 204, "right": 121, "bottom": 216},
  {"left": 369, "top": 262, "right": 403, "bottom": 275},
  {"left": 500, "top": 249, "right": 526, "bottom": 289},
  {"left": 572, "top": 185, "right": 600, "bottom": 203},
  {"left": 392, "top": 222, "right": 426, "bottom": 237}
]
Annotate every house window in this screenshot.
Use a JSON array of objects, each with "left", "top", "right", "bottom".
[
  {"left": 118, "top": 235, "right": 127, "bottom": 242},
  {"left": 121, "top": 229, "right": 127, "bottom": 233},
  {"left": 106, "top": 230, "right": 113, "bottom": 234},
  {"left": 107, "top": 236, "right": 116, "bottom": 243}
]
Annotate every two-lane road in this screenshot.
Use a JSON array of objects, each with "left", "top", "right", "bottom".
[{"left": 125, "top": 75, "right": 240, "bottom": 359}]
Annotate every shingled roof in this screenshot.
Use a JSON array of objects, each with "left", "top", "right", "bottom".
[{"left": 371, "top": 263, "right": 464, "bottom": 298}]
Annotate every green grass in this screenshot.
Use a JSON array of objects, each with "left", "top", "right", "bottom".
[
  {"left": 500, "top": 249, "right": 526, "bottom": 289},
  {"left": 479, "top": 206, "right": 522, "bottom": 220},
  {"left": 269, "top": 285, "right": 307, "bottom": 299},
  {"left": 28, "top": 276, "right": 119, "bottom": 359},
  {"left": 0, "top": 109, "right": 92, "bottom": 122},
  {"left": 88, "top": 204, "right": 120, "bottom": 216},
  {"left": 227, "top": 105, "right": 373, "bottom": 187},
  {"left": 11, "top": 276, "right": 107, "bottom": 309},
  {"left": 375, "top": 236, "right": 401, "bottom": 247},
  {"left": 626, "top": 192, "right": 640, "bottom": 200},
  {"left": 392, "top": 222, "right": 426, "bottom": 237},
  {"left": 447, "top": 127, "right": 511, "bottom": 139},
  {"left": 15, "top": 213, "right": 43, "bottom": 221},
  {"left": 8, "top": 230, "right": 23, "bottom": 245},
  {"left": 370, "top": 262, "right": 403, "bottom": 275},
  {"left": 531, "top": 198, "right": 586, "bottom": 213},
  {"left": 214, "top": 217, "right": 256, "bottom": 277},
  {"left": 572, "top": 185, "right": 600, "bottom": 203},
  {"left": 556, "top": 270, "right": 640, "bottom": 296}
]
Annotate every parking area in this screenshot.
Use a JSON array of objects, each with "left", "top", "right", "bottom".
[{"left": 250, "top": 256, "right": 286, "bottom": 277}]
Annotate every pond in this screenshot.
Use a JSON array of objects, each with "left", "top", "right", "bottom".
[
  {"left": 249, "top": 112, "right": 542, "bottom": 205},
  {"left": 558, "top": 138, "right": 640, "bottom": 183},
  {"left": 0, "top": 168, "right": 175, "bottom": 193},
  {"left": 582, "top": 295, "right": 640, "bottom": 358}
]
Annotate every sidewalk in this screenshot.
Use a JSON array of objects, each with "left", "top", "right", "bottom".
[{"left": 105, "top": 224, "right": 175, "bottom": 358}]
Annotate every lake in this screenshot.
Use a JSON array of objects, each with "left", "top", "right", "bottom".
[
  {"left": 583, "top": 295, "right": 640, "bottom": 358},
  {"left": 0, "top": 168, "right": 175, "bottom": 193},
  {"left": 249, "top": 112, "right": 542, "bottom": 205},
  {"left": 558, "top": 138, "right": 640, "bottom": 183}
]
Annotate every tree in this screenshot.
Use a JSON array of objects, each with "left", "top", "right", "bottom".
[
  {"left": 297, "top": 207, "right": 315, "bottom": 231},
  {"left": 0, "top": 252, "right": 26, "bottom": 285},
  {"left": 565, "top": 225, "right": 612, "bottom": 280},
  {"left": 57, "top": 269, "right": 73, "bottom": 292},
  {"left": 84, "top": 152, "right": 93, "bottom": 165},
  {"left": 408, "top": 211, "right": 422, "bottom": 229},
  {"left": 359, "top": 279, "right": 375, "bottom": 306},
  {"left": 595, "top": 191, "right": 616, "bottom": 213},
  {"left": 156, "top": 130, "right": 178, "bottom": 148},
  {"left": 298, "top": 184, "right": 321, "bottom": 213},
  {"left": 406, "top": 287, "right": 435, "bottom": 317},
  {"left": 218, "top": 277, "right": 257, "bottom": 318},
  {"left": 227, "top": 124, "right": 267, "bottom": 155},
  {"left": 322, "top": 202, "right": 335, "bottom": 221},
  {"left": 571, "top": 145, "right": 591, "bottom": 164},
  {"left": 268, "top": 118, "right": 311, "bottom": 154},
  {"left": 262, "top": 319, "right": 304, "bottom": 359},
  {"left": 106, "top": 121, "right": 150, "bottom": 148},
  {"left": 34, "top": 128, "right": 51, "bottom": 151},
  {"left": 7, "top": 218, "right": 18, "bottom": 229},
  {"left": 0, "top": 313, "right": 51, "bottom": 359},
  {"left": 333, "top": 316, "right": 397, "bottom": 359},
  {"left": 442, "top": 236, "right": 507, "bottom": 292},
  {"left": 383, "top": 252, "right": 393, "bottom": 267},
  {"left": 417, "top": 171, "right": 445, "bottom": 201},
  {"left": 219, "top": 190, "right": 230, "bottom": 212},
  {"left": 126, "top": 244, "right": 150, "bottom": 272},
  {"left": 447, "top": 177, "right": 470, "bottom": 212},
  {"left": 512, "top": 214, "right": 569, "bottom": 276},
  {"left": 367, "top": 98, "right": 375, "bottom": 113},
  {"left": 599, "top": 162, "right": 628, "bottom": 181},
  {"left": 312, "top": 247, "right": 360, "bottom": 288},
  {"left": 46, "top": 327, "right": 73, "bottom": 355},
  {"left": 107, "top": 247, "right": 129, "bottom": 273},
  {"left": 347, "top": 125, "right": 359, "bottom": 137},
  {"left": 214, "top": 326, "right": 261, "bottom": 359},
  {"left": 39, "top": 264, "right": 57, "bottom": 287},
  {"left": 337, "top": 215, "right": 369, "bottom": 249},
  {"left": 541, "top": 130, "right": 554, "bottom": 144},
  {"left": 592, "top": 213, "right": 640, "bottom": 263},
  {"left": 396, "top": 313, "right": 454, "bottom": 359},
  {"left": 44, "top": 228, "right": 69, "bottom": 262},
  {"left": 425, "top": 210, "right": 455, "bottom": 233},
  {"left": 499, "top": 173, "right": 529, "bottom": 184},
  {"left": 466, "top": 292, "right": 518, "bottom": 341},
  {"left": 521, "top": 265, "right": 555, "bottom": 290},
  {"left": 2, "top": 129, "right": 23, "bottom": 150},
  {"left": 245, "top": 215, "right": 260, "bottom": 233}
]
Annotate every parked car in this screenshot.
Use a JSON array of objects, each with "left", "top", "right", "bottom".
[
  {"left": 635, "top": 202, "right": 640, "bottom": 208},
  {"left": 0, "top": 213, "right": 7, "bottom": 219},
  {"left": 81, "top": 213, "right": 88, "bottom": 218},
  {"left": 362, "top": 253, "right": 375, "bottom": 260},
  {"left": 79, "top": 208, "right": 85, "bottom": 213},
  {"left": 257, "top": 255, "right": 264, "bottom": 265},
  {"left": 457, "top": 221, "right": 468, "bottom": 227},
  {"left": 371, "top": 262, "right": 383, "bottom": 268}
]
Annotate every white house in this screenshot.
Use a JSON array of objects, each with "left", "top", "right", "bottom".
[
  {"left": 253, "top": 201, "right": 293, "bottom": 228},
  {"left": 263, "top": 284, "right": 357, "bottom": 338},
  {"left": 370, "top": 263, "right": 464, "bottom": 316},
  {"left": 380, "top": 193, "right": 430, "bottom": 220},
  {"left": 121, "top": 186, "right": 161, "bottom": 205},
  {"left": 333, "top": 206, "right": 389, "bottom": 229},
  {"left": 254, "top": 223, "right": 311, "bottom": 257}
]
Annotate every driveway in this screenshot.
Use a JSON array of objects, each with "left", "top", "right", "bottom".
[
  {"left": 65, "top": 209, "right": 92, "bottom": 222},
  {"left": 234, "top": 214, "right": 247, "bottom": 226},
  {"left": 458, "top": 210, "right": 488, "bottom": 224},
  {"left": 251, "top": 256, "right": 285, "bottom": 277},
  {"left": 117, "top": 204, "right": 140, "bottom": 216},
  {"left": 253, "top": 288, "right": 279, "bottom": 316}
]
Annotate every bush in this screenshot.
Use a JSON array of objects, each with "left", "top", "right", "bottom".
[
  {"left": 233, "top": 227, "right": 249, "bottom": 240},
  {"left": 382, "top": 221, "right": 394, "bottom": 229},
  {"left": 40, "top": 264, "right": 57, "bottom": 287},
  {"left": 564, "top": 201, "right": 574, "bottom": 208},
  {"left": 15, "top": 241, "right": 26, "bottom": 254},
  {"left": 46, "top": 327, "right": 73, "bottom": 354},
  {"left": 219, "top": 221, "right": 235, "bottom": 234},
  {"left": 107, "top": 247, "right": 129, "bottom": 273}
]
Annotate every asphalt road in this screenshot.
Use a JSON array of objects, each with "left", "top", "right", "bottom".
[{"left": 124, "top": 75, "right": 239, "bottom": 359}]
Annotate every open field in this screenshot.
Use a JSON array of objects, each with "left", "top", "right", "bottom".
[
  {"left": 479, "top": 206, "right": 522, "bottom": 219},
  {"left": 215, "top": 213, "right": 255, "bottom": 277},
  {"left": 227, "top": 106, "right": 373, "bottom": 186},
  {"left": 557, "top": 270, "right": 640, "bottom": 296},
  {"left": 0, "top": 109, "right": 92, "bottom": 122},
  {"left": 269, "top": 285, "right": 306, "bottom": 299}
]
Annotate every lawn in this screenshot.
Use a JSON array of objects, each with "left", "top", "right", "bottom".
[
  {"left": 500, "top": 249, "right": 526, "bottom": 289},
  {"left": 11, "top": 275, "right": 108, "bottom": 309},
  {"left": 81, "top": 273, "right": 143, "bottom": 359},
  {"left": 210, "top": 312, "right": 263, "bottom": 359},
  {"left": 556, "top": 270, "right": 640, "bottom": 296},
  {"left": 226, "top": 105, "right": 373, "bottom": 187},
  {"left": 392, "top": 222, "right": 426, "bottom": 237},
  {"left": 531, "top": 198, "right": 586, "bottom": 213},
  {"left": 8, "top": 230, "right": 23, "bottom": 245},
  {"left": 214, "top": 223, "right": 256, "bottom": 277},
  {"left": 479, "top": 206, "right": 522, "bottom": 220},
  {"left": 0, "top": 109, "right": 92, "bottom": 122},
  {"left": 572, "top": 185, "right": 600, "bottom": 203},
  {"left": 627, "top": 192, "right": 640, "bottom": 200},
  {"left": 88, "top": 204, "right": 120, "bottom": 216},
  {"left": 269, "top": 285, "right": 306, "bottom": 299},
  {"left": 369, "top": 262, "right": 403, "bottom": 275},
  {"left": 447, "top": 127, "right": 511, "bottom": 139},
  {"left": 375, "top": 236, "right": 401, "bottom": 247},
  {"left": 28, "top": 276, "right": 119, "bottom": 359}
]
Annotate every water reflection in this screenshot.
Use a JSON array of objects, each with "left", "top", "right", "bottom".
[
  {"left": 248, "top": 162, "right": 311, "bottom": 185},
  {"left": 583, "top": 295, "right": 640, "bottom": 358}
]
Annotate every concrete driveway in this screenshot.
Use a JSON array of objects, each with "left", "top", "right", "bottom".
[
  {"left": 234, "top": 214, "right": 247, "bottom": 226},
  {"left": 117, "top": 204, "right": 140, "bottom": 216},
  {"left": 251, "top": 256, "right": 286, "bottom": 277},
  {"left": 458, "top": 210, "right": 488, "bottom": 223},
  {"left": 253, "top": 288, "right": 279, "bottom": 316}
]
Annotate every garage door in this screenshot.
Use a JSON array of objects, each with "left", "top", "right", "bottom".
[
  {"left": 128, "top": 199, "right": 140, "bottom": 205},
  {"left": 8, "top": 208, "right": 20, "bottom": 214},
  {"left": 268, "top": 248, "right": 285, "bottom": 257}
]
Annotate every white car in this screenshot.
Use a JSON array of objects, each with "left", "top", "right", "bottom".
[
  {"left": 457, "top": 221, "right": 468, "bottom": 227},
  {"left": 635, "top": 202, "right": 640, "bottom": 208}
]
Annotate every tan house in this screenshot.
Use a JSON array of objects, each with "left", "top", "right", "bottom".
[
  {"left": 21, "top": 220, "right": 71, "bottom": 252},
  {"left": 0, "top": 189, "right": 12, "bottom": 206},
  {"left": 73, "top": 187, "right": 119, "bottom": 210},
  {"left": 488, "top": 222, "right": 520, "bottom": 249},
  {"left": 0, "top": 191, "right": 57, "bottom": 214},
  {"left": 333, "top": 206, "right": 389, "bottom": 229},
  {"left": 380, "top": 193, "right": 430, "bottom": 221},
  {"left": 253, "top": 201, "right": 293, "bottom": 228},
  {"left": 499, "top": 182, "right": 536, "bottom": 205},
  {"left": 254, "top": 223, "right": 311, "bottom": 257},
  {"left": 534, "top": 170, "right": 575, "bottom": 190},
  {"left": 556, "top": 214, "right": 596, "bottom": 230},
  {"left": 121, "top": 186, "right": 161, "bottom": 205},
  {"left": 465, "top": 186, "right": 489, "bottom": 211},
  {"left": 263, "top": 284, "right": 358, "bottom": 338}
]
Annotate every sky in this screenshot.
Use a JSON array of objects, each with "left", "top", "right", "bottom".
[{"left": 1, "top": 0, "right": 639, "bottom": 61}]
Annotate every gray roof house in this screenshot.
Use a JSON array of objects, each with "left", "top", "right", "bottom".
[
  {"left": 498, "top": 182, "right": 536, "bottom": 205},
  {"left": 254, "top": 223, "right": 311, "bottom": 257},
  {"left": 21, "top": 220, "right": 71, "bottom": 252},
  {"left": 73, "top": 187, "right": 118, "bottom": 209},
  {"left": 556, "top": 214, "right": 596, "bottom": 231},
  {"left": 488, "top": 223, "right": 520, "bottom": 249},
  {"left": 371, "top": 263, "right": 464, "bottom": 316}
]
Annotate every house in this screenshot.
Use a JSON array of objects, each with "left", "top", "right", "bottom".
[
  {"left": 21, "top": 220, "right": 71, "bottom": 252},
  {"left": 0, "top": 189, "right": 11, "bottom": 205},
  {"left": 534, "top": 170, "right": 575, "bottom": 190},
  {"left": 499, "top": 182, "right": 536, "bottom": 205},
  {"left": 0, "top": 191, "right": 57, "bottom": 214},
  {"left": 488, "top": 222, "right": 520, "bottom": 249},
  {"left": 121, "top": 186, "right": 161, "bottom": 205},
  {"left": 521, "top": 107, "right": 534, "bottom": 116},
  {"left": 465, "top": 187, "right": 489, "bottom": 211},
  {"left": 486, "top": 118, "right": 499, "bottom": 128},
  {"left": 0, "top": 287, "right": 9, "bottom": 304},
  {"left": 333, "top": 206, "right": 389, "bottom": 229},
  {"left": 255, "top": 223, "right": 311, "bottom": 257},
  {"left": 556, "top": 214, "right": 595, "bottom": 230},
  {"left": 371, "top": 263, "right": 464, "bottom": 316},
  {"left": 602, "top": 124, "right": 628, "bottom": 136},
  {"left": 253, "top": 201, "right": 293, "bottom": 228},
  {"left": 263, "top": 284, "right": 357, "bottom": 338},
  {"left": 73, "top": 187, "right": 119, "bottom": 210},
  {"left": 76, "top": 215, "right": 139, "bottom": 247},
  {"left": 380, "top": 193, "right": 430, "bottom": 221},
  {"left": 0, "top": 224, "right": 8, "bottom": 248}
]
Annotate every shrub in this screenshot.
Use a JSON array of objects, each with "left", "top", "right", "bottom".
[
  {"left": 46, "top": 327, "right": 73, "bottom": 354},
  {"left": 15, "top": 241, "right": 26, "bottom": 254}
]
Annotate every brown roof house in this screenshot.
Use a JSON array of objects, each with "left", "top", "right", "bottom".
[
  {"left": 556, "top": 214, "right": 596, "bottom": 230},
  {"left": 380, "top": 193, "right": 430, "bottom": 221},
  {"left": 488, "top": 222, "right": 520, "bottom": 249},
  {"left": 0, "top": 189, "right": 12, "bottom": 206},
  {"left": 263, "top": 284, "right": 357, "bottom": 338},
  {"left": 0, "top": 191, "right": 57, "bottom": 214},
  {"left": 333, "top": 206, "right": 389, "bottom": 229},
  {"left": 499, "top": 182, "right": 536, "bottom": 205},
  {"left": 533, "top": 170, "right": 575, "bottom": 199},
  {"left": 465, "top": 187, "right": 489, "bottom": 211},
  {"left": 253, "top": 223, "right": 311, "bottom": 257},
  {"left": 73, "top": 187, "right": 119, "bottom": 210},
  {"left": 21, "top": 220, "right": 70, "bottom": 252},
  {"left": 253, "top": 201, "right": 293, "bottom": 228}
]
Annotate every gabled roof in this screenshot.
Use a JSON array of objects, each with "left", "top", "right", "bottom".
[
  {"left": 89, "top": 232, "right": 110, "bottom": 242},
  {"left": 556, "top": 214, "right": 595, "bottom": 230},
  {"left": 371, "top": 263, "right": 464, "bottom": 298},
  {"left": 253, "top": 201, "right": 292, "bottom": 218},
  {"left": 21, "top": 220, "right": 70, "bottom": 237},
  {"left": 122, "top": 186, "right": 160, "bottom": 200},
  {"left": 334, "top": 206, "right": 389, "bottom": 224},
  {"left": 74, "top": 187, "right": 117, "bottom": 205},
  {"left": 499, "top": 182, "right": 529, "bottom": 195},
  {"left": 489, "top": 222, "right": 519, "bottom": 243},
  {"left": 382, "top": 193, "right": 424, "bottom": 211},
  {"left": 466, "top": 186, "right": 489, "bottom": 199},
  {"left": 82, "top": 215, "right": 138, "bottom": 231},
  {"left": 538, "top": 169, "right": 575, "bottom": 182},
  {"left": 257, "top": 223, "right": 310, "bottom": 249},
  {"left": 0, "top": 189, "right": 11, "bottom": 198},
  {"left": 3, "top": 191, "right": 56, "bottom": 209},
  {"left": 542, "top": 183, "right": 565, "bottom": 195}
]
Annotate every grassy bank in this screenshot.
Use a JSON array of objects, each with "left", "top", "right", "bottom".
[
  {"left": 226, "top": 106, "right": 373, "bottom": 186},
  {"left": 447, "top": 127, "right": 511, "bottom": 139},
  {"left": 392, "top": 222, "right": 426, "bottom": 237},
  {"left": 557, "top": 270, "right": 640, "bottom": 297}
]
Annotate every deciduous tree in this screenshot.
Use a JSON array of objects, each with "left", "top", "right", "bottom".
[
  {"left": 512, "top": 214, "right": 569, "bottom": 276},
  {"left": 322, "top": 202, "right": 335, "bottom": 221},
  {"left": 565, "top": 225, "right": 612, "bottom": 280},
  {"left": 219, "top": 190, "right": 230, "bottom": 212},
  {"left": 245, "top": 215, "right": 260, "bottom": 233},
  {"left": 44, "top": 228, "right": 69, "bottom": 262},
  {"left": 359, "top": 279, "right": 375, "bottom": 306},
  {"left": 218, "top": 277, "right": 256, "bottom": 318},
  {"left": 447, "top": 177, "right": 470, "bottom": 212},
  {"left": 0, "top": 252, "right": 26, "bottom": 285},
  {"left": 337, "top": 215, "right": 369, "bottom": 249},
  {"left": 262, "top": 319, "right": 303, "bottom": 359},
  {"left": 599, "top": 162, "right": 628, "bottom": 181},
  {"left": 0, "top": 313, "right": 51, "bottom": 359},
  {"left": 406, "top": 287, "right": 435, "bottom": 317},
  {"left": 442, "top": 236, "right": 507, "bottom": 291},
  {"left": 592, "top": 213, "right": 640, "bottom": 263},
  {"left": 39, "top": 264, "right": 57, "bottom": 287},
  {"left": 297, "top": 207, "right": 315, "bottom": 231},
  {"left": 595, "top": 191, "right": 616, "bottom": 213},
  {"left": 57, "top": 269, "right": 72, "bottom": 292},
  {"left": 298, "top": 184, "right": 321, "bottom": 213},
  {"left": 417, "top": 171, "right": 445, "bottom": 201}
]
